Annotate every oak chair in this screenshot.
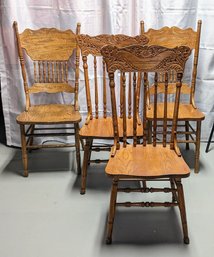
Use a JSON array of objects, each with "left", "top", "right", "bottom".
[
  {"left": 101, "top": 44, "right": 192, "bottom": 244},
  {"left": 77, "top": 34, "right": 148, "bottom": 194},
  {"left": 141, "top": 20, "right": 205, "bottom": 173},
  {"left": 13, "top": 21, "right": 81, "bottom": 177}
]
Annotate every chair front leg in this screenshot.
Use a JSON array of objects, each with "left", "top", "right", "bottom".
[
  {"left": 175, "top": 179, "right": 189, "bottom": 244},
  {"left": 20, "top": 124, "right": 28, "bottom": 177},
  {"left": 195, "top": 120, "right": 201, "bottom": 173},
  {"left": 106, "top": 177, "right": 118, "bottom": 244},
  {"left": 74, "top": 123, "right": 81, "bottom": 175},
  {"left": 185, "top": 121, "right": 190, "bottom": 150},
  {"left": 80, "top": 138, "right": 91, "bottom": 195}
]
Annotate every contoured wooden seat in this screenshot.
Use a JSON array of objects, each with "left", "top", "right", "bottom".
[
  {"left": 77, "top": 34, "right": 148, "bottom": 194},
  {"left": 14, "top": 21, "right": 81, "bottom": 177},
  {"left": 141, "top": 20, "right": 205, "bottom": 173},
  {"left": 101, "top": 44, "right": 192, "bottom": 244}
]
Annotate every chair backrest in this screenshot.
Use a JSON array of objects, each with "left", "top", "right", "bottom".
[
  {"left": 101, "top": 44, "right": 191, "bottom": 153},
  {"left": 141, "top": 20, "right": 201, "bottom": 106},
  {"left": 13, "top": 21, "right": 81, "bottom": 110},
  {"left": 77, "top": 34, "right": 149, "bottom": 123}
]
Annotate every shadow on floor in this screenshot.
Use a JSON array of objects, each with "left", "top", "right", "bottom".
[
  {"left": 99, "top": 208, "right": 185, "bottom": 245},
  {"left": 1, "top": 148, "right": 77, "bottom": 176}
]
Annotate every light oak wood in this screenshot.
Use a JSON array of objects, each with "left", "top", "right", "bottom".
[
  {"left": 77, "top": 33, "right": 148, "bottom": 194},
  {"left": 102, "top": 44, "right": 191, "bottom": 245},
  {"left": 14, "top": 21, "right": 81, "bottom": 176},
  {"left": 143, "top": 20, "right": 204, "bottom": 173}
]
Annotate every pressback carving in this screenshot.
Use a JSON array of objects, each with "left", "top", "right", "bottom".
[
  {"left": 77, "top": 34, "right": 149, "bottom": 56},
  {"left": 101, "top": 45, "right": 191, "bottom": 73},
  {"left": 20, "top": 28, "right": 77, "bottom": 60}
]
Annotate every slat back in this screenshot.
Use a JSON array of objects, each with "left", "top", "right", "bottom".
[
  {"left": 101, "top": 45, "right": 191, "bottom": 150},
  {"left": 77, "top": 34, "right": 149, "bottom": 120},
  {"left": 13, "top": 21, "right": 81, "bottom": 110}
]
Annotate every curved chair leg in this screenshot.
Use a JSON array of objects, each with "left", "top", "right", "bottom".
[
  {"left": 205, "top": 122, "right": 214, "bottom": 153},
  {"left": 20, "top": 124, "right": 28, "bottom": 177},
  {"left": 80, "top": 139, "right": 91, "bottom": 195},
  {"left": 176, "top": 179, "right": 189, "bottom": 244},
  {"left": 106, "top": 178, "right": 118, "bottom": 244},
  {"left": 74, "top": 123, "right": 81, "bottom": 175},
  {"left": 195, "top": 120, "right": 201, "bottom": 173},
  {"left": 185, "top": 121, "right": 190, "bottom": 150}
]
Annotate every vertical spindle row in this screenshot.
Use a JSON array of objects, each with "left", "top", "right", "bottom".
[
  {"left": 128, "top": 72, "right": 132, "bottom": 119},
  {"left": 143, "top": 72, "right": 148, "bottom": 146}
]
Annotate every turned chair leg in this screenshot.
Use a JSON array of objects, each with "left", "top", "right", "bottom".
[
  {"left": 170, "top": 178, "right": 177, "bottom": 202},
  {"left": 28, "top": 124, "right": 35, "bottom": 153},
  {"left": 20, "top": 124, "right": 28, "bottom": 177},
  {"left": 106, "top": 178, "right": 118, "bottom": 244},
  {"left": 185, "top": 121, "right": 190, "bottom": 150},
  {"left": 195, "top": 121, "right": 201, "bottom": 173},
  {"left": 80, "top": 139, "right": 91, "bottom": 195},
  {"left": 205, "top": 122, "right": 214, "bottom": 153},
  {"left": 88, "top": 139, "right": 93, "bottom": 165},
  {"left": 74, "top": 123, "right": 81, "bottom": 175},
  {"left": 176, "top": 179, "right": 189, "bottom": 244}
]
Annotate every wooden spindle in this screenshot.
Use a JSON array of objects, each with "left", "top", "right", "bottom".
[
  {"left": 109, "top": 72, "right": 120, "bottom": 151},
  {"left": 163, "top": 72, "right": 168, "bottom": 147},
  {"left": 133, "top": 72, "right": 137, "bottom": 147},
  {"left": 153, "top": 72, "right": 158, "bottom": 147},
  {"left": 56, "top": 62, "right": 60, "bottom": 82},
  {"left": 47, "top": 62, "right": 50, "bottom": 82},
  {"left": 52, "top": 62, "right": 55, "bottom": 82},
  {"left": 61, "top": 62, "right": 64, "bottom": 82},
  {"left": 122, "top": 72, "right": 127, "bottom": 147},
  {"left": 128, "top": 72, "right": 132, "bottom": 119},
  {"left": 65, "top": 61, "right": 68, "bottom": 83},
  {"left": 34, "top": 62, "right": 37, "bottom": 83},
  {"left": 120, "top": 71, "right": 123, "bottom": 118},
  {"left": 103, "top": 59, "right": 107, "bottom": 118},
  {"left": 170, "top": 73, "right": 182, "bottom": 149},
  {"left": 143, "top": 72, "right": 148, "bottom": 146},
  {"left": 94, "top": 56, "right": 99, "bottom": 119},
  {"left": 43, "top": 61, "right": 46, "bottom": 82},
  {"left": 38, "top": 61, "right": 41, "bottom": 83},
  {"left": 75, "top": 22, "right": 81, "bottom": 110},
  {"left": 82, "top": 56, "right": 92, "bottom": 121}
]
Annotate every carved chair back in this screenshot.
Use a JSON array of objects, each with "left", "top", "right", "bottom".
[
  {"left": 141, "top": 20, "right": 201, "bottom": 106},
  {"left": 101, "top": 45, "right": 191, "bottom": 152},
  {"left": 77, "top": 34, "right": 149, "bottom": 123},
  {"left": 13, "top": 22, "right": 81, "bottom": 111}
]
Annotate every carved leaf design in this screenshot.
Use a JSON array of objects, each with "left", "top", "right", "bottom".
[
  {"left": 77, "top": 34, "right": 149, "bottom": 56},
  {"left": 101, "top": 45, "right": 191, "bottom": 73}
]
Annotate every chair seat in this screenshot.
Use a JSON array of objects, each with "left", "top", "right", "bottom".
[
  {"left": 147, "top": 103, "right": 205, "bottom": 121},
  {"left": 106, "top": 144, "right": 190, "bottom": 178},
  {"left": 79, "top": 117, "right": 143, "bottom": 139},
  {"left": 16, "top": 104, "right": 81, "bottom": 124}
]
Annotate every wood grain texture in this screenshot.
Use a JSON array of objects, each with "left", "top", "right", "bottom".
[
  {"left": 144, "top": 26, "right": 197, "bottom": 49},
  {"left": 79, "top": 117, "right": 143, "bottom": 139},
  {"left": 77, "top": 34, "right": 149, "bottom": 56},
  {"left": 147, "top": 103, "right": 205, "bottom": 121},
  {"left": 16, "top": 104, "right": 81, "bottom": 124},
  {"left": 105, "top": 144, "right": 190, "bottom": 177},
  {"left": 28, "top": 83, "right": 75, "bottom": 94},
  {"left": 19, "top": 28, "right": 77, "bottom": 61},
  {"left": 149, "top": 82, "right": 191, "bottom": 95},
  {"left": 101, "top": 45, "right": 191, "bottom": 73}
]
